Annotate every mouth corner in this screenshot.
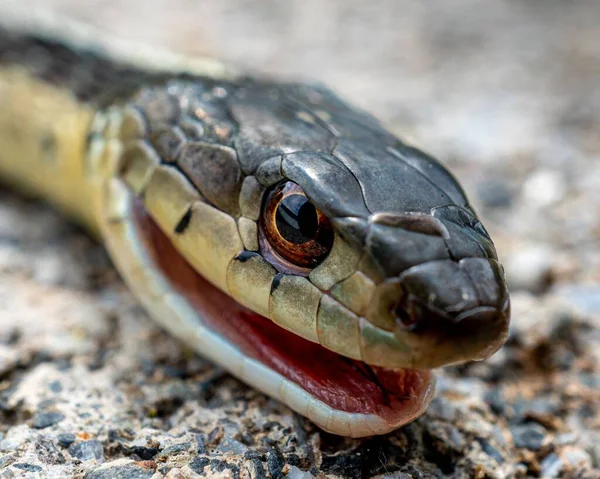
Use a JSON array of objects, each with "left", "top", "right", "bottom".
[{"left": 120, "top": 198, "right": 437, "bottom": 436}]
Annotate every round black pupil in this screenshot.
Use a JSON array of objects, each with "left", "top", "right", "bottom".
[{"left": 276, "top": 194, "right": 318, "bottom": 244}]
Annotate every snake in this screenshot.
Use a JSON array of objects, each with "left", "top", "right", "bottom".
[{"left": 0, "top": 7, "right": 510, "bottom": 437}]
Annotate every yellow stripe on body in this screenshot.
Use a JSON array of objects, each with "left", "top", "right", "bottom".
[{"left": 0, "top": 66, "right": 97, "bottom": 231}]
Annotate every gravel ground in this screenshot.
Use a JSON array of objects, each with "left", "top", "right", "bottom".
[{"left": 0, "top": 1, "right": 599, "bottom": 478}]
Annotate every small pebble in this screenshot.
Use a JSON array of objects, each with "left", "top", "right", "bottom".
[
  {"left": 560, "top": 446, "right": 592, "bottom": 468},
  {"left": 245, "top": 459, "right": 267, "bottom": 479},
  {"left": 57, "top": 433, "right": 76, "bottom": 449},
  {"left": 165, "top": 468, "right": 186, "bottom": 479},
  {"left": 539, "top": 453, "right": 562, "bottom": 478},
  {"left": 285, "top": 465, "right": 314, "bottom": 479},
  {"left": 216, "top": 437, "right": 248, "bottom": 455},
  {"left": 127, "top": 445, "right": 159, "bottom": 460},
  {"left": 476, "top": 438, "right": 504, "bottom": 464},
  {"left": 48, "top": 380, "right": 63, "bottom": 393},
  {"left": 68, "top": 440, "right": 104, "bottom": 461},
  {"left": 188, "top": 456, "right": 210, "bottom": 475},
  {"left": 158, "top": 442, "right": 191, "bottom": 458},
  {"left": 0, "top": 437, "right": 25, "bottom": 452},
  {"left": 38, "top": 399, "right": 57, "bottom": 410},
  {"left": 516, "top": 397, "right": 560, "bottom": 419},
  {"left": 86, "top": 460, "right": 155, "bottom": 479},
  {"left": 267, "top": 447, "right": 284, "bottom": 479},
  {"left": 244, "top": 450, "right": 266, "bottom": 461},
  {"left": 12, "top": 463, "right": 42, "bottom": 472},
  {"left": 194, "top": 434, "right": 207, "bottom": 454},
  {"left": 484, "top": 388, "right": 506, "bottom": 416},
  {"left": 426, "top": 397, "right": 458, "bottom": 421},
  {"left": 0, "top": 454, "right": 15, "bottom": 468},
  {"left": 32, "top": 411, "right": 65, "bottom": 429},
  {"left": 555, "top": 432, "right": 577, "bottom": 445},
  {"left": 510, "top": 424, "right": 547, "bottom": 450}
]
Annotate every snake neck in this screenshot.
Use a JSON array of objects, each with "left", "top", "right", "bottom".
[
  {"left": 0, "top": 17, "right": 234, "bottom": 234},
  {"left": 0, "top": 65, "right": 98, "bottom": 230}
]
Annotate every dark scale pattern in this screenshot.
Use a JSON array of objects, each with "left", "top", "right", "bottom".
[
  {"left": 122, "top": 75, "right": 508, "bottom": 322},
  {"left": 0, "top": 27, "right": 161, "bottom": 105},
  {"left": 0, "top": 27, "right": 508, "bottom": 320},
  {"left": 0, "top": 27, "right": 233, "bottom": 107}
]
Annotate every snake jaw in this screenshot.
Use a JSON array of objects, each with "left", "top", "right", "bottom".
[
  {"left": 98, "top": 174, "right": 436, "bottom": 437},
  {"left": 93, "top": 121, "right": 505, "bottom": 437}
]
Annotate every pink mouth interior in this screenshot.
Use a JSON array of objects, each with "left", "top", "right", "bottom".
[{"left": 134, "top": 202, "right": 433, "bottom": 424}]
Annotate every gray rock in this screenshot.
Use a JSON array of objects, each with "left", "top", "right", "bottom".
[
  {"left": 124, "top": 445, "right": 158, "bottom": 460},
  {"left": 560, "top": 446, "right": 592, "bottom": 468},
  {"left": 32, "top": 411, "right": 65, "bottom": 429},
  {"left": 57, "top": 433, "right": 76, "bottom": 449},
  {"left": 48, "top": 380, "right": 63, "bottom": 393},
  {"left": 426, "top": 397, "right": 458, "bottom": 421},
  {"left": 285, "top": 465, "right": 314, "bottom": 479},
  {"left": 188, "top": 456, "right": 210, "bottom": 475},
  {"left": 512, "top": 396, "right": 560, "bottom": 422},
  {"left": 0, "top": 454, "right": 16, "bottom": 469},
  {"left": 244, "top": 458, "right": 267, "bottom": 479},
  {"left": 267, "top": 448, "right": 284, "bottom": 479},
  {"left": 157, "top": 441, "right": 192, "bottom": 459},
  {"left": 510, "top": 424, "right": 547, "bottom": 450},
  {"left": 555, "top": 432, "right": 577, "bottom": 445},
  {"left": 540, "top": 453, "right": 562, "bottom": 479},
  {"left": 86, "top": 460, "right": 155, "bottom": 479},
  {"left": 12, "top": 463, "right": 42, "bottom": 473},
  {"left": 0, "top": 437, "right": 25, "bottom": 452},
  {"left": 476, "top": 438, "right": 504, "bottom": 464},
  {"left": 35, "top": 437, "right": 66, "bottom": 466},
  {"left": 68, "top": 440, "right": 104, "bottom": 461},
  {"left": 216, "top": 437, "right": 248, "bottom": 455}
]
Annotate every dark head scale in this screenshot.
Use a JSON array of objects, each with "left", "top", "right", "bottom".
[{"left": 230, "top": 80, "right": 510, "bottom": 368}]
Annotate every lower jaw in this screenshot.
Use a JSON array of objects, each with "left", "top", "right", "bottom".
[{"left": 132, "top": 201, "right": 435, "bottom": 436}]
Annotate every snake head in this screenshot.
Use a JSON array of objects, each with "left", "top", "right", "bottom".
[
  {"left": 262, "top": 142, "right": 510, "bottom": 370},
  {"left": 101, "top": 78, "right": 509, "bottom": 436}
]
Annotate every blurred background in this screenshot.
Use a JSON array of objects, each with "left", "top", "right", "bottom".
[{"left": 0, "top": 1, "right": 599, "bottom": 477}]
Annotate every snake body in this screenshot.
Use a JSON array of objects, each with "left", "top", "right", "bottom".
[{"left": 0, "top": 9, "right": 510, "bottom": 437}]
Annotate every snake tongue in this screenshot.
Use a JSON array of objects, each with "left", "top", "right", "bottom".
[{"left": 135, "top": 202, "right": 433, "bottom": 425}]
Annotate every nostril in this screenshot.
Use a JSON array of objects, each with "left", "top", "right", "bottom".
[{"left": 392, "top": 300, "right": 420, "bottom": 331}]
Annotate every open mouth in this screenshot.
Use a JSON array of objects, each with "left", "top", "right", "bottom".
[{"left": 130, "top": 199, "right": 434, "bottom": 435}]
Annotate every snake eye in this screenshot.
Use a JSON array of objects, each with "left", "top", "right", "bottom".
[{"left": 261, "top": 181, "right": 333, "bottom": 269}]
